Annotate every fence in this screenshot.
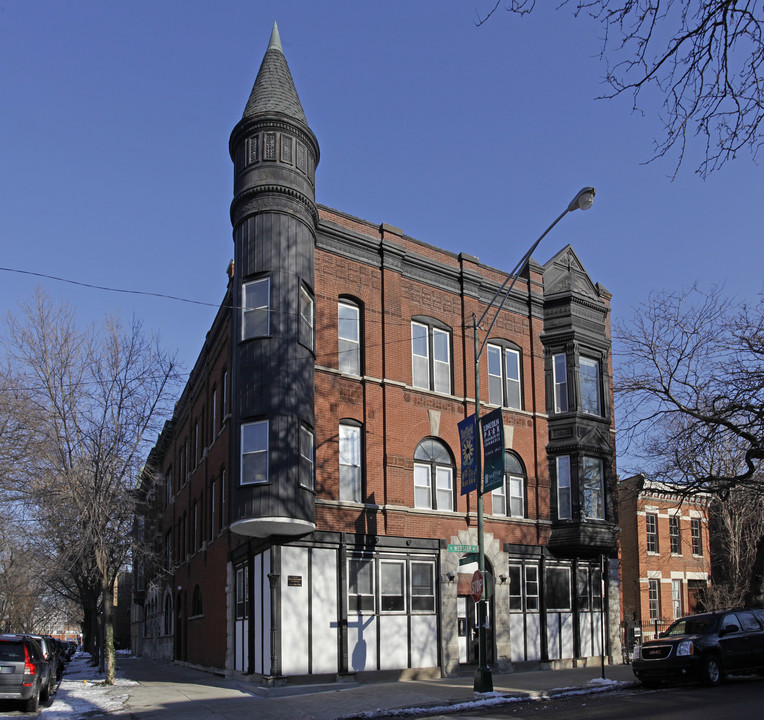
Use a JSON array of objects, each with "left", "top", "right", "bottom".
[{"left": 620, "top": 619, "right": 674, "bottom": 663}]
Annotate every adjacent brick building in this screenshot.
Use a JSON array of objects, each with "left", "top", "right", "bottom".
[
  {"left": 132, "top": 24, "right": 619, "bottom": 682},
  {"left": 618, "top": 474, "right": 711, "bottom": 644}
]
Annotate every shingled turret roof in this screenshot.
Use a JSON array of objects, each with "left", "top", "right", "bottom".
[{"left": 242, "top": 23, "right": 308, "bottom": 126}]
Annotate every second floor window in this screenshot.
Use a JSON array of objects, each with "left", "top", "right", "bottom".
[
  {"left": 300, "top": 425, "right": 314, "bottom": 490},
  {"left": 646, "top": 513, "right": 658, "bottom": 553},
  {"left": 556, "top": 456, "right": 572, "bottom": 520},
  {"left": 582, "top": 456, "right": 604, "bottom": 519},
  {"left": 300, "top": 286, "right": 314, "bottom": 351},
  {"left": 339, "top": 422, "right": 362, "bottom": 502},
  {"left": 413, "top": 438, "right": 454, "bottom": 511},
  {"left": 241, "top": 420, "right": 268, "bottom": 485},
  {"left": 242, "top": 278, "right": 270, "bottom": 339},
  {"left": 648, "top": 578, "right": 660, "bottom": 621},
  {"left": 691, "top": 518, "right": 703, "bottom": 555},
  {"left": 669, "top": 515, "right": 681, "bottom": 554},
  {"left": 492, "top": 452, "right": 526, "bottom": 518},
  {"left": 411, "top": 320, "right": 451, "bottom": 394},
  {"left": 338, "top": 301, "right": 361, "bottom": 375},
  {"left": 487, "top": 343, "right": 521, "bottom": 409}
]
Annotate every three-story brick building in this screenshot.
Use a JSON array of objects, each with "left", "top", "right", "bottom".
[{"left": 132, "top": 23, "right": 619, "bottom": 682}]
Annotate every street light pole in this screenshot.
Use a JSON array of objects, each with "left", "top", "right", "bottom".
[{"left": 472, "top": 187, "right": 596, "bottom": 694}]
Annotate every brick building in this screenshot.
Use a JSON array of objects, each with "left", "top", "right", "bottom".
[
  {"left": 618, "top": 474, "right": 711, "bottom": 642},
  {"left": 132, "top": 24, "right": 619, "bottom": 681}
]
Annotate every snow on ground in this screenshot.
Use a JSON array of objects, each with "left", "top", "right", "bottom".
[{"left": 39, "top": 651, "right": 138, "bottom": 720}]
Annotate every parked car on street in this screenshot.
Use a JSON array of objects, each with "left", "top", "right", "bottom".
[
  {"left": 633, "top": 609, "right": 764, "bottom": 687},
  {"left": 0, "top": 634, "right": 50, "bottom": 712}
]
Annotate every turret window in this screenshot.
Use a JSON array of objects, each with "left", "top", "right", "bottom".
[
  {"left": 241, "top": 421, "right": 268, "bottom": 485},
  {"left": 300, "top": 425, "right": 315, "bottom": 490},
  {"left": 242, "top": 278, "right": 270, "bottom": 339},
  {"left": 299, "top": 285, "right": 314, "bottom": 351}
]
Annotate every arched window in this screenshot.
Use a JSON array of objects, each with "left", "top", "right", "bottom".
[
  {"left": 192, "top": 585, "right": 203, "bottom": 617},
  {"left": 414, "top": 438, "right": 454, "bottom": 511},
  {"left": 491, "top": 451, "right": 526, "bottom": 518}
]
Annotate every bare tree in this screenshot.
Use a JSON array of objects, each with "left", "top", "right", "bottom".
[
  {"left": 705, "top": 483, "right": 764, "bottom": 608},
  {"left": 614, "top": 284, "right": 764, "bottom": 495},
  {"left": 477, "top": 1, "right": 764, "bottom": 177},
  {"left": 0, "top": 289, "right": 179, "bottom": 682}
]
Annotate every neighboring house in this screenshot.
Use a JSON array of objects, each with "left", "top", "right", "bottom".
[
  {"left": 132, "top": 24, "right": 619, "bottom": 682},
  {"left": 618, "top": 474, "right": 711, "bottom": 643}
]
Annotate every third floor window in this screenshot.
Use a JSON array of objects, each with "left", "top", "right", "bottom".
[
  {"left": 411, "top": 320, "right": 451, "bottom": 394},
  {"left": 487, "top": 343, "right": 522, "bottom": 409},
  {"left": 338, "top": 301, "right": 361, "bottom": 375}
]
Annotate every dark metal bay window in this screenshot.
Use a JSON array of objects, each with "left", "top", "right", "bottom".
[
  {"left": 579, "top": 357, "right": 602, "bottom": 415},
  {"left": 553, "top": 353, "right": 568, "bottom": 413},
  {"left": 556, "top": 456, "right": 572, "bottom": 520},
  {"left": 582, "top": 456, "right": 605, "bottom": 519}
]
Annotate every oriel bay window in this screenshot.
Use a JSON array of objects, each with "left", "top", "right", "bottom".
[
  {"left": 579, "top": 356, "right": 602, "bottom": 415},
  {"left": 411, "top": 319, "right": 452, "bottom": 394},
  {"left": 556, "top": 456, "right": 572, "bottom": 520},
  {"left": 582, "top": 456, "right": 605, "bottom": 519},
  {"left": 552, "top": 353, "right": 568, "bottom": 413},
  {"left": 487, "top": 343, "right": 522, "bottom": 409}
]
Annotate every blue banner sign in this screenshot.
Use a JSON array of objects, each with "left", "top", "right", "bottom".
[
  {"left": 458, "top": 415, "right": 478, "bottom": 495},
  {"left": 481, "top": 408, "right": 504, "bottom": 493}
]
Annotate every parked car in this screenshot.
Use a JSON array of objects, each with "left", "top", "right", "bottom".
[
  {"left": 633, "top": 609, "right": 764, "bottom": 687},
  {"left": 0, "top": 634, "right": 50, "bottom": 712},
  {"left": 9, "top": 634, "right": 58, "bottom": 700}
]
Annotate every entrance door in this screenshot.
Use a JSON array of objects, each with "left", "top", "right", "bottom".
[{"left": 456, "top": 558, "right": 494, "bottom": 665}]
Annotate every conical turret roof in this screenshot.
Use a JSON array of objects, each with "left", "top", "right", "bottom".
[{"left": 242, "top": 23, "right": 308, "bottom": 126}]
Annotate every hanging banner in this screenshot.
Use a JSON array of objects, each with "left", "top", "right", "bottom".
[
  {"left": 458, "top": 415, "right": 478, "bottom": 495},
  {"left": 481, "top": 407, "right": 504, "bottom": 493}
]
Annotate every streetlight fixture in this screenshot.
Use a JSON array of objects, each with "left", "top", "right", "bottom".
[{"left": 471, "top": 187, "right": 596, "bottom": 694}]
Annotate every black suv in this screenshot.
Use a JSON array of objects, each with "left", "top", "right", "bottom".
[
  {"left": 633, "top": 609, "right": 764, "bottom": 687},
  {"left": 0, "top": 634, "right": 50, "bottom": 712}
]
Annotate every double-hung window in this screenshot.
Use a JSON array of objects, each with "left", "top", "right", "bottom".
[
  {"left": 580, "top": 357, "right": 601, "bottom": 415},
  {"left": 691, "top": 518, "right": 703, "bottom": 555},
  {"left": 242, "top": 277, "right": 270, "bottom": 339},
  {"left": 413, "top": 438, "right": 454, "bottom": 511},
  {"left": 410, "top": 562, "right": 435, "bottom": 612},
  {"left": 299, "top": 425, "right": 314, "bottom": 490},
  {"left": 241, "top": 420, "right": 268, "bottom": 484},
  {"left": 338, "top": 301, "right": 361, "bottom": 375},
  {"left": 509, "top": 564, "right": 540, "bottom": 612},
  {"left": 380, "top": 560, "right": 405, "bottom": 612},
  {"left": 411, "top": 320, "right": 451, "bottom": 394},
  {"left": 553, "top": 353, "right": 568, "bottom": 413},
  {"left": 300, "top": 286, "right": 314, "bottom": 351},
  {"left": 646, "top": 513, "right": 658, "bottom": 553},
  {"left": 556, "top": 455, "right": 572, "bottom": 520},
  {"left": 487, "top": 344, "right": 522, "bottom": 409},
  {"left": 648, "top": 578, "right": 660, "bottom": 621},
  {"left": 669, "top": 515, "right": 681, "bottom": 554},
  {"left": 339, "top": 422, "right": 362, "bottom": 502},
  {"left": 492, "top": 452, "right": 525, "bottom": 518},
  {"left": 582, "top": 456, "right": 604, "bottom": 519}
]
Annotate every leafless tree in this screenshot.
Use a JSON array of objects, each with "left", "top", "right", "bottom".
[
  {"left": 0, "top": 289, "right": 179, "bottom": 682},
  {"left": 614, "top": 284, "right": 764, "bottom": 495},
  {"left": 476, "top": 1, "right": 764, "bottom": 177}
]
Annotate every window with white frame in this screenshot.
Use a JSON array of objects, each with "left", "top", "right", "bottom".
[
  {"left": 411, "top": 320, "right": 451, "bottom": 394},
  {"left": 241, "top": 420, "right": 268, "bottom": 485},
  {"left": 410, "top": 562, "right": 435, "bottom": 612},
  {"left": 582, "top": 456, "right": 604, "bottom": 519},
  {"left": 487, "top": 343, "right": 522, "bottom": 409},
  {"left": 648, "top": 578, "right": 660, "bottom": 621},
  {"left": 669, "top": 514, "right": 681, "bottom": 554},
  {"left": 553, "top": 353, "right": 568, "bottom": 413},
  {"left": 339, "top": 422, "right": 362, "bottom": 502},
  {"left": 672, "top": 579, "right": 683, "bottom": 619},
  {"left": 300, "top": 285, "right": 314, "bottom": 351},
  {"left": 338, "top": 300, "right": 361, "bottom": 375},
  {"left": 556, "top": 455, "right": 572, "bottom": 520},
  {"left": 380, "top": 560, "right": 405, "bottom": 612},
  {"left": 691, "top": 518, "right": 703, "bottom": 555},
  {"left": 492, "top": 452, "right": 525, "bottom": 518},
  {"left": 348, "top": 558, "right": 374, "bottom": 612},
  {"left": 413, "top": 438, "right": 454, "bottom": 511},
  {"left": 242, "top": 277, "right": 270, "bottom": 339},
  {"left": 579, "top": 356, "right": 601, "bottom": 415},
  {"left": 646, "top": 513, "right": 658, "bottom": 553},
  {"left": 299, "top": 425, "right": 314, "bottom": 490}
]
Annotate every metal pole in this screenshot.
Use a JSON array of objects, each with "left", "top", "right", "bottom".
[{"left": 473, "top": 315, "right": 493, "bottom": 693}]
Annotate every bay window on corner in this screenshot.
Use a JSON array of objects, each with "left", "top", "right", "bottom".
[
  {"left": 554, "top": 454, "right": 607, "bottom": 521},
  {"left": 242, "top": 277, "right": 270, "bottom": 339}
]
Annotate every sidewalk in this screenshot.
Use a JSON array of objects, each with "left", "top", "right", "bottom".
[{"left": 108, "top": 656, "right": 638, "bottom": 720}]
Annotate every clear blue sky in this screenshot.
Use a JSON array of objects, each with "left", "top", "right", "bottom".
[{"left": 2, "top": 2, "right": 761, "bottom": 475}]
